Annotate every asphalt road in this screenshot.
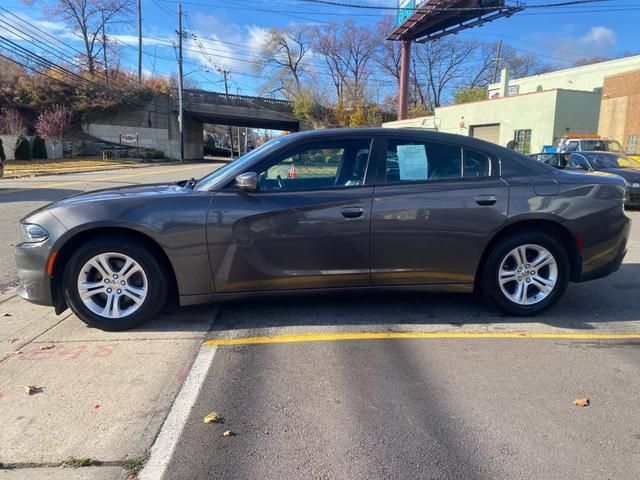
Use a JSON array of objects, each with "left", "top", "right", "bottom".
[
  {"left": 166, "top": 338, "right": 640, "bottom": 480},
  {"left": 1, "top": 166, "right": 639, "bottom": 479},
  {"left": 159, "top": 210, "right": 640, "bottom": 480},
  {"left": 0, "top": 163, "right": 218, "bottom": 296}
]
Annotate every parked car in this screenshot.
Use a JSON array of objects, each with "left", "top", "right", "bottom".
[
  {"left": 565, "top": 151, "right": 640, "bottom": 207},
  {"left": 15, "top": 129, "right": 630, "bottom": 330}
]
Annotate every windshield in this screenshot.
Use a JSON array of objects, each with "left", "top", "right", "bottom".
[
  {"left": 581, "top": 139, "right": 622, "bottom": 152},
  {"left": 583, "top": 152, "right": 640, "bottom": 169},
  {"left": 194, "top": 138, "right": 286, "bottom": 191}
]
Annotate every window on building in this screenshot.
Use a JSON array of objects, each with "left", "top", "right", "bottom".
[
  {"left": 514, "top": 130, "right": 532, "bottom": 154},
  {"left": 627, "top": 134, "right": 638, "bottom": 154}
]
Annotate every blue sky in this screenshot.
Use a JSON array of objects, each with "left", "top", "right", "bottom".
[{"left": 2, "top": 0, "right": 639, "bottom": 96}]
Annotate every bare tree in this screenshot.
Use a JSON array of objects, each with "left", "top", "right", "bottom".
[
  {"left": 28, "top": 0, "right": 133, "bottom": 75},
  {"left": 412, "top": 39, "right": 476, "bottom": 109},
  {"left": 35, "top": 104, "right": 71, "bottom": 157},
  {"left": 256, "top": 27, "right": 311, "bottom": 100},
  {"left": 501, "top": 45, "right": 554, "bottom": 78},
  {"left": 374, "top": 17, "right": 402, "bottom": 82},
  {"left": 0, "top": 108, "right": 26, "bottom": 159},
  {"left": 314, "top": 20, "right": 377, "bottom": 105}
]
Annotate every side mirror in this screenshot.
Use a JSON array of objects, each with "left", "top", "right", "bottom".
[{"left": 235, "top": 172, "right": 258, "bottom": 191}]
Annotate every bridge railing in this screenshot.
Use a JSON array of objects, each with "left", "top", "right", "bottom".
[{"left": 182, "top": 89, "right": 293, "bottom": 113}]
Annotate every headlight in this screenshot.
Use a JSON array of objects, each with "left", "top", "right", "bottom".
[{"left": 21, "top": 223, "right": 50, "bottom": 243}]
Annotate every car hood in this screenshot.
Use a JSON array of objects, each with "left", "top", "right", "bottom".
[
  {"left": 22, "top": 184, "right": 190, "bottom": 221},
  {"left": 52, "top": 183, "right": 188, "bottom": 206},
  {"left": 599, "top": 168, "right": 640, "bottom": 183}
]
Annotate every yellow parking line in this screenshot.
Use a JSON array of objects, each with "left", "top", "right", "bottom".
[
  {"left": 0, "top": 164, "right": 211, "bottom": 195},
  {"left": 204, "top": 331, "right": 640, "bottom": 347}
]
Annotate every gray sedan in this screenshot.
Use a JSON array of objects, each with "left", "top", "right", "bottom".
[{"left": 15, "top": 128, "right": 631, "bottom": 330}]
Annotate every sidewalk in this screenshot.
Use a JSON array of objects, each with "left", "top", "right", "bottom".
[{"left": 0, "top": 296, "right": 217, "bottom": 479}]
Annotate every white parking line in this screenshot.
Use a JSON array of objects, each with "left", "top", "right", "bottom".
[{"left": 139, "top": 345, "right": 218, "bottom": 480}]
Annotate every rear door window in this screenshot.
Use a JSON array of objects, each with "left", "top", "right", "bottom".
[{"left": 383, "top": 139, "right": 492, "bottom": 183}]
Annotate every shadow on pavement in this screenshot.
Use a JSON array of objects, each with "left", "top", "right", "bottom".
[{"left": 189, "top": 263, "right": 640, "bottom": 333}]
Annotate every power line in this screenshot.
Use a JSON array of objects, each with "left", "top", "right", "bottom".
[{"left": 296, "top": 0, "right": 615, "bottom": 10}]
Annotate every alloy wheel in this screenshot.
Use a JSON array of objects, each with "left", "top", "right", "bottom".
[
  {"left": 76, "top": 252, "right": 148, "bottom": 319},
  {"left": 498, "top": 244, "right": 558, "bottom": 306}
]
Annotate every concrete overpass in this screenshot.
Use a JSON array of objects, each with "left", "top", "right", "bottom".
[
  {"left": 82, "top": 90, "right": 301, "bottom": 160},
  {"left": 183, "top": 89, "right": 300, "bottom": 131}
]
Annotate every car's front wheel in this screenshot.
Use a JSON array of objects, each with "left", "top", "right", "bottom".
[
  {"left": 63, "top": 238, "right": 167, "bottom": 330},
  {"left": 481, "top": 231, "right": 570, "bottom": 316}
]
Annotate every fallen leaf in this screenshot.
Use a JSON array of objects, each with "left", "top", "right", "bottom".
[
  {"left": 573, "top": 398, "right": 590, "bottom": 407},
  {"left": 203, "top": 411, "right": 221, "bottom": 424},
  {"left": 2, "top": 313, "right": 11, "bottom": 317},
  {"left": 25, "top": 385, "right": 42, "bottom": 395},
  {"left": 39, "top": 344, "right": 55, "bottom": 351},
  {"left": 4, "top": 351, "right": 22, "bottom": 358},
  {"left": 223, "top": 430, "right": 233, "bottom": 437},
  {"left": 8, "top": 338, "right": 19, "bottom": 344}
]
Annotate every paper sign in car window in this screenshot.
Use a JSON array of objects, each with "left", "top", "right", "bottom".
[{"left": 397, "top": 144, "right": 428, "bottom": 180}]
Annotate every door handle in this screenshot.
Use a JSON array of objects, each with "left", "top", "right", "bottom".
[
  {"left": 341, "top": 206, "right": 364, "bottom": 218},
  {"left": 475, "top": 195, "right": 497, "bottom": 206}
]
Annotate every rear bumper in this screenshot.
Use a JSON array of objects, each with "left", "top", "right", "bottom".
[
  {"left": 14, "top": 242, "right": 54, "bottom": 306},
  {"left": 577, "top": 215, "right": 630, "bottom": 283}
]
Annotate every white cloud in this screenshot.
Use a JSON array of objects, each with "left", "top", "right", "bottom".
[
  {"left": 527, "top": 25, "right": 617, "bottom": 63},
  {"left": 581, "top": 26, "right": 616, "bottom": 47}
]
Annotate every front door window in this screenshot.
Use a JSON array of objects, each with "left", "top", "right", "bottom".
[{"left": 257, "top": 139, "right": 371, "bottom": 192}]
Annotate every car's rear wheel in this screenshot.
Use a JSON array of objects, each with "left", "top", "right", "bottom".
[
  {"left": 63, "top": 238, "right": 167, "bottom": 330},
  {"left": 481, "top": 231, "right": 569, "bottom": 316}
]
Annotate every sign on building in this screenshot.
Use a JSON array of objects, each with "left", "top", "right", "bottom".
[{"left": 119, "top": 133, "right": 139, "bottom": 146}]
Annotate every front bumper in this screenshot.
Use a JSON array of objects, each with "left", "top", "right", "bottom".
[
  {"left": 625, "top": 186, "right": 640, "bottom": 208},
  {"left": 15, "top": 241, "right": 54, "bottom": 306}
]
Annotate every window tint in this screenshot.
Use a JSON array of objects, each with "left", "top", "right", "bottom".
[
  {"left": 385, "top": 140, "right": 492, "bottom": 183},
  {"left": 385, "top": 140, "right": 461, "bottom": 183},
  {"left": 566, "top": 141, "right": 578, "bottom": 152},
  {"left": 463, "top": 149, "right": 491, "bottom": 177},
  {"left": 257, "top": 139, "right": 371, "bottom": 192}
]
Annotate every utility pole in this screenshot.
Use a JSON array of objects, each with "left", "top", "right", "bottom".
[
  {"left": 137, "top": 0, "right": 142, "bottom": 83},
  {"left": 101, "top": 9, "right": 108, "bottom": 85},
  {"left": 492, "top": 40, "right": 503, "bottom": 84},
  {"left": 236, "top": 87, "right": 241, "bottom": 156},
  {"left": 222, "top": 70, "right": 234, "bottom": 158},
  {"left": 177, "top": 2, "right": 184, "bottom": 163}
]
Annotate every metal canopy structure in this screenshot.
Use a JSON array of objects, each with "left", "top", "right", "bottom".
[
  {"left": 388, "top": 0, "right": 524, "bottom": 120},
  {"left": 388, "top": 0, "right": 522, "bottom": 42}
]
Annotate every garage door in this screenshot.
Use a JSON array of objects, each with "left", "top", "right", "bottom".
[{"left": 470, "top": 124, "right": 500, "bottom": 145}]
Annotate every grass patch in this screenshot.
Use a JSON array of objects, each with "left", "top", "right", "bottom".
[
  {"left": 63, "top": 457, "right": 100, "bottom": 468},
  {"left": 123, "top": 453, "right": 150, "bottom": 475},
  {"left": 5, "top": 158, "right": 136, "bottom": 174}
]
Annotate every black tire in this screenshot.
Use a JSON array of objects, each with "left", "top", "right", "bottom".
[
  {"left": 63, "top": 237, "right": 167, "bottom": 330},
  {"left": 480, "top": 231, "right": 570, "bottom": 316}
]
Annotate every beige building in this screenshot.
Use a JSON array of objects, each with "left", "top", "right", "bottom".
[
  {"left": 383, "top": 55, "right": 640, "bottom": 154},
  {"left": 598, "top": 69, "right": 640, "bottom": 153},
  {"left": 487, "top": 55, "right": 640, "bottom": 98}
]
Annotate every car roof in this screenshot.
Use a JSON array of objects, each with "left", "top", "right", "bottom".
[{"left": 285, "top": 127, "right": 506, "bottom": 152}]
